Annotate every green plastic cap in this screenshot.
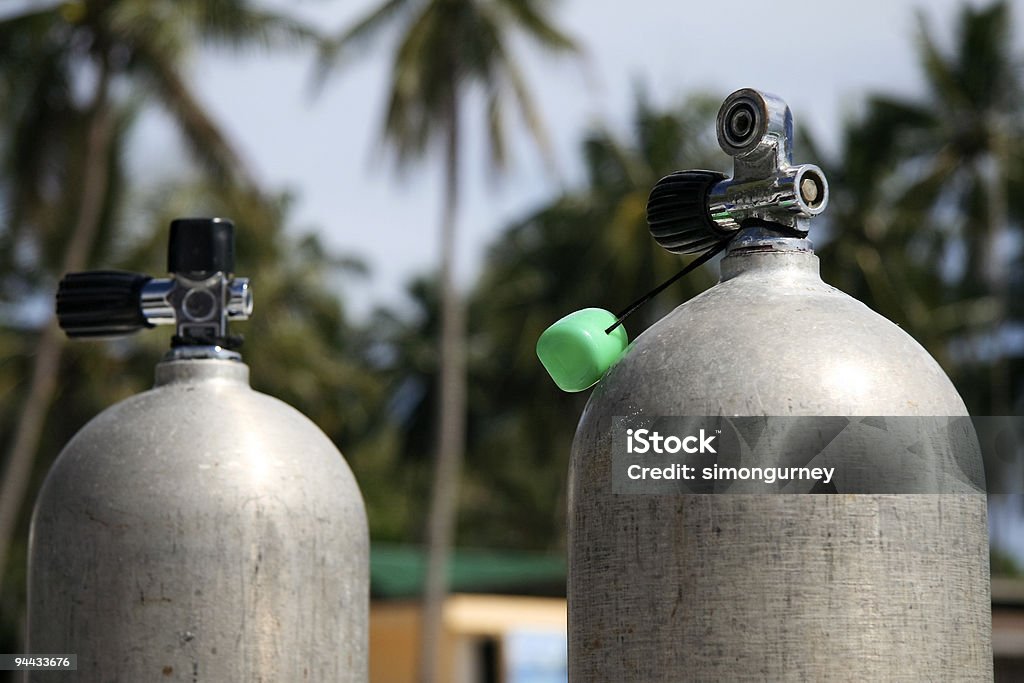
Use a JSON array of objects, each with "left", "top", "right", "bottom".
[{"left": 536, "top": 308, "right": 629, "bottom": 392}]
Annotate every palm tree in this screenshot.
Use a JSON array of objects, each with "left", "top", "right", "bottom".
[
  {"left": 0, "top": 0, "right": 324, "bottom": 593},
  {"left": 357, "top": 93, "right": 729, "bottom": 574},
  {"left": 461, "top": 93, "right": 726, "bottom": 543},
  {"left": 321, "top": 1, "right": 577, "bottom": 678},
  {"left": 820, "top": 1, "right": 1024, "bottom": 415}
]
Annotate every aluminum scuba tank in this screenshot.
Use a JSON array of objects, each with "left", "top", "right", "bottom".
[
  {"left": 27, "top": 218, "right": 368, "bottom": 681},
  {"left": 541, "top": 90, "right": 992, "bottom": 680}
]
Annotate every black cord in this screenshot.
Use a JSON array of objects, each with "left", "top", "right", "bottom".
[
  {"left": 603, "top": 221, "right": 809, "bottom": 336},
  {"left": 604, "top": 239, "right": 730, "bottom": 335}
]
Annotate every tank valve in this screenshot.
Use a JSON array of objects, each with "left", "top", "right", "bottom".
[
  {"left": 537, "top": 88, "right": 829, "bottom": 392},
  {"left": 56, "top": 218, "right": 252, "bottom": 356},
  {"left": 647, "top": 88, "right": 828, "bottom": 253}
]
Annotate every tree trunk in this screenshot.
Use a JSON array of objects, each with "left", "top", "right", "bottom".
[
  {"left": 419, "top": 99, "right": 466, "bottom": 683},
  {"left": 0, "top": 61, "right": 115, "bottom": 591},
  {"left": 985, "top": 139, "right": 1010, "bottom": 415}
]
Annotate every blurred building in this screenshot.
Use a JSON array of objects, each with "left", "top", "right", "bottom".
[
  {"left": 994, "top": 576, "right": 1024, "bottom": 681},
  {"left": 371, "top": 545, "right": 1024, "bottom": 682},
  {"left": 370, "top": 545, "right": 567, "bottom": 683}
]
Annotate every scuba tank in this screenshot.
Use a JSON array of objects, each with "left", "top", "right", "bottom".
[
  {"left": 27, "top": 218, "right": 368, "bottom": 681},
  {"left": 540, "top": 90, "right": 991, "bottom": 680}
]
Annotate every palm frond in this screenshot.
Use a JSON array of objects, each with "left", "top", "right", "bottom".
[
  {"left": 186, "top": 0, "right": 327, "bottom": 52},
  {"left": 132, "top": 37, "right": 257, "bottom": 191},
  {"left": 915, "top": 9, "right": 969, "bottom": 112},
  {"left": 311, "top": 0, "right": 412, "bottom": 92},
  {"left": 499, "top": 47, "right": 553, "bottom": 169},
  {"left": 485, "top": 84, "right": 508, "bottom": 170},
  {"left": 381, "top": 1, "right": 451, "bottom": 164},
  {"left": 495, "top": 0, "right": 577, "bottom": 52},
  {"left": 956, "top": 1, "right": 1014, "bottom": 110}
]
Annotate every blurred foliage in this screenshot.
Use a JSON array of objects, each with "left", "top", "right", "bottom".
[
  {"left": 354, "top": 91, "right": 731, "bottom": 548},
  {"left": 3, "top": 0, "right": 1024, "bottom": 666},
  {"left": 818, "top": 1, "right": 1024, "bottom": 415},
  {"left": 992, "top": 547, "right": 1023, "bottom": 577},
  {"left": 462, "top": 92, "right": 730, "bottom": 545},
  {"left": 0, "top": 0, "right": 331, "bottom": 663}
]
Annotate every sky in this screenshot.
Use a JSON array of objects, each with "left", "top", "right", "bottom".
[{"left": 127, "top": 0, "right": 1022, "bottom": 319}]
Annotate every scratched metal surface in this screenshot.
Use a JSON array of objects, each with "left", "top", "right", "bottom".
[
  {"left": 27, "top": 359, "right": 368, "bottom": 682},
  {"left": 569, "top": 246, "right": 993, "bottom": 681}
]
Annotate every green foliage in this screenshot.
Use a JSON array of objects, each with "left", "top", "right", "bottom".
[
  {"left": 322, "top": 0, "right": 578, "bottom": 170},
  {"left": 819, "top": 0, "right": 1024, "bottom": 417},
  {"left": 992, "top": 547, "right": 1023, "bottom": 577},
  {"left": 0, "top": 0, "right": 331, "bottom": 663},
  {"left": 356, "top": 93, "right": 729, "bottom": 549}
]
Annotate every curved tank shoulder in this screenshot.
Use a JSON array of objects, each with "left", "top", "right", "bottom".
[
  {"left": 48, "top": 359, "right": 363, "bottom": 504},
  {"left": 29, "top": 358, "right": 368, "bottom": 681},
  {"left": 585, "top": 248, "right": 967, "bottom": 418}
]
